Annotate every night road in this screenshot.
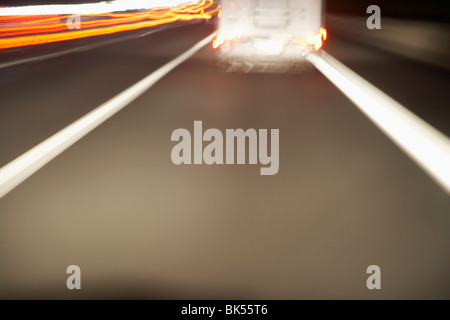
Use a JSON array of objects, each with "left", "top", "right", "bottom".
[{"left": 0, "top": 1, "right": 449, "bottom": 300}]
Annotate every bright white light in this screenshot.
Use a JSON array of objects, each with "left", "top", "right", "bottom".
[
  {"left": 253, "top": 39, "right": 285, "bottom": 56},
  {"left": 0, "top": 32, "right": 217, "bottom": 199},
  {"left": 0, "top": 0, "right": 200, "bottom": 16},
  {"left": 307, "top": 51, "right": 450, "bottom": 195}
]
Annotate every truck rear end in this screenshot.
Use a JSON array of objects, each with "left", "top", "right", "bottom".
[{"left": 213, "top": 0, "right": 326, "bottom": 71}]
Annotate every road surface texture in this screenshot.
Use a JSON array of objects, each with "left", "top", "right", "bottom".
[{"left": 0, "top": 20, "right": 449, "bottom": 299}]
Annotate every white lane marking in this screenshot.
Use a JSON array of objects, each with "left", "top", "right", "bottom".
[
  {"left": 0, "top": 28, "right": 161, "bottom": 70},
  {"left": 307, "top": 51, "right": 450, "bottom": 195},
  {"left": 0, "top": 0, "right": 199, "bottom": 16},
  {"left": 0, "top": 31, "right": 217, "bottom": 199}
]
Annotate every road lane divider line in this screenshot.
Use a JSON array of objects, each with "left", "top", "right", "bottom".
[
  {"left": 0, "top": 31, "right": 217, "bottom": 199},
  {"left": 307, "top": 51, "right": 450, "bottom": 195},
  {"left": 0, "top": 28, "right": 161, "bottom": 70}
]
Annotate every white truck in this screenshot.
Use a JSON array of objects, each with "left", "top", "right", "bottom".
[{"left": 213, "top": 0, "right": 326, "bottom": 71}]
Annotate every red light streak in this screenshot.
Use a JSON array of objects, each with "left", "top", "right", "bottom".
[{"left": 0, "top": 0, "right": 219, "bottom": 50}]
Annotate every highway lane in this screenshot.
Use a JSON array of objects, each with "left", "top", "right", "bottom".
[
  {"left": 0, "top": 22, "right": 449, "bottom": 299},
  {"left": 0, "top": 21, "right": 213, "bottom": 167}
]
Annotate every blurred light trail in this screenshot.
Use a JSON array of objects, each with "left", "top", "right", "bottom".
[
  {"left": 0, "top": 0, "right": 201, "bottom": 16},
  {"left": 307, "top": 27, "right": 327, "bottom": 51},
  {"left": 307, "top": 51, "right": 450, "bottom": 195},
  {"left": 213, "top": 27, "right": 328, "bottom": 52},
  {"left": 0, "top": 0, "right": 218, "bottom": 49},
  {"left": 0, "top": 31, "right": 217, "bottom": 200}
]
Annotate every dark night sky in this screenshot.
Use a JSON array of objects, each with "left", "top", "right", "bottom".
[{"left": 1, "top": 0, "right": 449, "bottom": 21}]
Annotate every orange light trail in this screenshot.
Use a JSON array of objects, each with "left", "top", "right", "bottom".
[
  {"left": 212, "top": 33, "right": 225, "bottom": 49},
  {"left": 306, "top": 27, "right": 327, "bottom": 51},
  {"left": 213, "top": 27, "right": 328, "bottom": 52},
  {"left": 0, "top": 0, "right": 219, "bottom": 50}
]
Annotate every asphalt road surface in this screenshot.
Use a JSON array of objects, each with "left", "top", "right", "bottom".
[{"left": 0, "top": 21, "right": 449, "bottom": 299}]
